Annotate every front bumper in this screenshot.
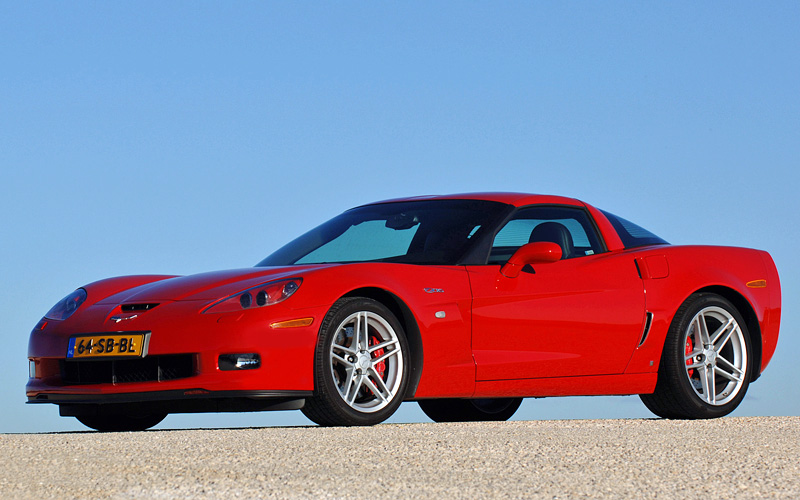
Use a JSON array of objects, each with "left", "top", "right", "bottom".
[{"left": 27, "top": 298, "right": 326, "bottom": 410}]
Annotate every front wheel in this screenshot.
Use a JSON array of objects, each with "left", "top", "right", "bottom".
[
  {"left": 302, "top": 297, "right": 410, "bottom": 426},
  {"left": 418, "top": 398, "right": 522, "bottom": 422},
  {"left": 640, "top": 293, "right": 752, "bottom": 419}
]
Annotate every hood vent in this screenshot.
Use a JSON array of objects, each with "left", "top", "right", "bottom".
[{"left": 120, "top": 303, "right": 160, "bottom": 312}]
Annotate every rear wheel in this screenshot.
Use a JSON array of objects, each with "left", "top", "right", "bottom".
[
  {"left": 418, "top": 398, "right": 522, "bottom": 422},
  {"left": 640, "top": 293, "right": 752, "bottom": 419},
  {"left": 76, "top": 413, "right": 166, "bottom": 432},
  {"left": 302, "top": 297, "right": 410, "bottom": 426}
]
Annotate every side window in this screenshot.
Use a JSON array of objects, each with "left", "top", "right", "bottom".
[{"left": 488, "top": 206, "right": 604, "bottom": 264}]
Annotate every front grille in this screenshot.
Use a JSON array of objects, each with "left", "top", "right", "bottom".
[{"left": 60, "top": 354, "right": 194, "bottom": 385}]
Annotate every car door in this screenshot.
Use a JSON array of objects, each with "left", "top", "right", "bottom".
[{"left": 469, "top": 205, "right": 646, "bottom": 381}]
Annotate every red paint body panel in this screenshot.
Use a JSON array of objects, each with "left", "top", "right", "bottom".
[
  {"left": 26, "top": 193, "right": 781, "bottom": 420},
  {"left": 375, "top": 192, "right": 584, "bottom": 208},
  {"left": 583, "top": 203, "right": 625, "bottom": 252},
  {"left": 468, "top": 252, "right": 645, "bottom": 380}
]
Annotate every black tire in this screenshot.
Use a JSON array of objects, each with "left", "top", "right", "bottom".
[
  {"left": 640, "top": 293, "right": 752, "bottom": 419},
  {"left": 418, "top": 398, "right": 522, "bottom": 422},
  {"left": 76, "top": 413, "right": 166, "bottom": 432},
  {"left": 302, "top": 297, "right": 410, "bottom": 426}
]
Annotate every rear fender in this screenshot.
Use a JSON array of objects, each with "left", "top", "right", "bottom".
[{"left": 624, "top": 246, "right": 779, "bottom": 380}]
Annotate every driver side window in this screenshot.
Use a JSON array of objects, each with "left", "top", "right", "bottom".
[{"left": 488, "top": 206, "right": 604, "bottom": 264}]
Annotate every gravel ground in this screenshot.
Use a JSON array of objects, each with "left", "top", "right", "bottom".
[{"left": 1, "top": 416, "right": 798, "bottom": 499}]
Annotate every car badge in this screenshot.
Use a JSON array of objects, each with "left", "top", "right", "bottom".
[
  {"left": 424, "top": 288, "right": 444, "bottom": 294},
  {"left": 110, "top": 314, "right": 138, "bottom": 323}
]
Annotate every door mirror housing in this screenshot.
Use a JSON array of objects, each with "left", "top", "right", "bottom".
[{"left": 500, "top": 242, "right": 562, "bottom": 278}]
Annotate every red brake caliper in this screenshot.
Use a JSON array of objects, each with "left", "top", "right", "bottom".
[
  {"left": 369, "top": 335, "right": 386, "bottom": 379},
  {"left": 685, "top": 336, "right": 695, "bottom": 378}
]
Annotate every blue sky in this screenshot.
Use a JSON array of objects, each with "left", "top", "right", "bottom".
[{"left": 1, "top": 2, "right": 797, "bottom": 432}]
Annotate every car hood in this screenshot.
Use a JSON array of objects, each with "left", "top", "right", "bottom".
[{"left": 95, "top": 266, "right": 331, "bottom": 304}]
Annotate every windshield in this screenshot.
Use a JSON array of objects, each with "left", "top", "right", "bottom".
[{"left": 257, "top": 199, "right": 510, "bottom": 266}]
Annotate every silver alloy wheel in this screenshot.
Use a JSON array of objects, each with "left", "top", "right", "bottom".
[
  {"left": 329, "top": 311, "right": 404, "bottom": 413},
  {"left": 683, "top": 305, "right": 748, "bottom": 406}
]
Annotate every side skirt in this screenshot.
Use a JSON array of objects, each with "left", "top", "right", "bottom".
[{"left": 472, "top": 373, "right": 657, "bottom": 398}]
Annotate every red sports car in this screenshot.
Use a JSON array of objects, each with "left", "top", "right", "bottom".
[{"left": 27, "top": 193, "right": 781, "bottom": 431}]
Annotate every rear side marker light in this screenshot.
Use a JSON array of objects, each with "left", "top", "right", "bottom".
[
  {"left": 219, "top": 353, "right": 261, "bottom": 371},
  {"left": 270, "top": 317, "right": 314, "bottom": 329}
]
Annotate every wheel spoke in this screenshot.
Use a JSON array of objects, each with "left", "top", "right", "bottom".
[
  {"left": 339, "top": 366, "right": 354, "bottom": 398},
  {"left": 684, "top": 349, "right": 702, "bottom": 363},
  {"left": 333, "top": 341, "right": 356, "bottom": 357},
  {"left": 697, "top": 365, "right": 710, "bottom": 402},
  {"left": 716, "top": 355, "right": 744, "bottom": 377},
  {"left": 369, "top": 338, "right": 398, "bottom": 354},
  {"left": 369, "top": 367, "right": 392, "bottom": 395},
  {"left": 365, "top": 373, "right": 390, "bottom": 403},
  {"left": 686, "top": 360, "right": 704, "bottom": 370},
  {"left": 714, "top": 365, "right": 743, "bottom": 383},
  {"left": 711, "top": 319, "right": 736, "bottom": 351},
  {"left": 331, "top": 351, "right": 352, "bottom": 367},
  {"left": 706, "top": 365, "right": 716, "bottom": 404},
  {"left": 373, "top": 347, "right": 400, "bottom": 365},
  {"left": 355, "top": 312, "right": 368, "bottom": 351},
  {"left": 695, "top": 314, "right": 711, "bottom": 345},
  {"left": 346, "top": 374, "right": 363, "bottom": 405}
]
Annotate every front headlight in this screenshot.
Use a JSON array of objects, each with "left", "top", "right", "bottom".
[
  {"left": 44, "top": 288, "right": 87, "bottom": 320},
  {"left": 202, "top": 278, "right": 302, "bottom": 314}
]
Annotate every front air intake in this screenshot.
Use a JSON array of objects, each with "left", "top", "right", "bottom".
[{"left": 60, "top": 354, "right": 194, "bottom": 385}]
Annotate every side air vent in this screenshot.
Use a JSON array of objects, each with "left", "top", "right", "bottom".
[
  {"left": 639, "top": 312, "right": 654, "bottom": 346},
  {"left": 121, "top": 303, "right": 160, "bottom": 312}
]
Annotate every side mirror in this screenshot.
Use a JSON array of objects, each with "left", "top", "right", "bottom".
[{"left": 500, "top": 242, "right": 562, "bottom": 278}]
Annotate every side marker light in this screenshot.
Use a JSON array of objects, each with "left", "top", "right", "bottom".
[
  {"left": 270, "top": 317, "right": 314, "bottom": 329},
  {"left": 746, "top": 280, "right": 767, "bottom": 288}
]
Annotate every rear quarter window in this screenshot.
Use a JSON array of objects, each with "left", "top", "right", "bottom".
[{"left": 600, "top": 210, "right": 669, "bottom": 249}]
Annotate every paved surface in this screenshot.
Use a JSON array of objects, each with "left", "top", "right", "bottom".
[{"left": 1, "top": 416, "right": 798, "bottom": 499}]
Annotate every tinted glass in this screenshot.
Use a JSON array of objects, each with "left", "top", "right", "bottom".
[
  {"left": 258, "top": 200, "right": 509, "bottom": 266},
  {"left": 489, "top": 206, "right": 604, "bottom": 264},
  {"left": 600, "top": 210, "right": 668, "bottom": 249}
]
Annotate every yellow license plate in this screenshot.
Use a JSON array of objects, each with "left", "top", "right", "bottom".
[{"left": 67, "top": 334, "right": 146, "bottom": 359}]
